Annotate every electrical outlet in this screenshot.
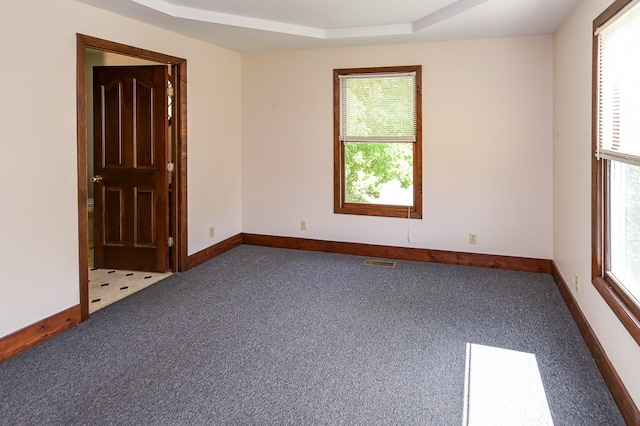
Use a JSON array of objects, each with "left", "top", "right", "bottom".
[
  {"left": 469, "top": 233, "right": 477, "bottom": 244},
  {"left": 574, "top": 274, "right": 579, "bottom": 292},
  {"left": 300, "top": 220, "right": 307, "bottom": 231},
  {"left": 208, "top": 226, "right": 215, "bottom": 238}
]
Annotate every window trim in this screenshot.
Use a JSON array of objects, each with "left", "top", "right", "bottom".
[
  {"left": 592, "top": 0, "right": 640, "bottom": 345},
  {"left": 333, "top": 65, "right": 423, "bottom": 219}
]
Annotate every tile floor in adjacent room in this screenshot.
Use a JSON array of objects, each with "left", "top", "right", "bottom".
[{"left": 89, "top": 242, "right": 172, "bottom": 314}]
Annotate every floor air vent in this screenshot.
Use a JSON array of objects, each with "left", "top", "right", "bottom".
[{"left": 363, "top": 259, "right": 397, "bottom": 268}]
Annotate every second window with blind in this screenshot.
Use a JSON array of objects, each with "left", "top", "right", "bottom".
[
  {"left": 593, "top": 0, "right": 640, "bottom": 338},
  {"left": 333, "top": 66, "right": 422, "bottom": 219}
]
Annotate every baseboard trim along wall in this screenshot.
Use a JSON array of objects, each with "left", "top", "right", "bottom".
[
  {"left": 0, "top": 304, "right": 81, "bottom": 362},
  {"left": 242, "top": 233, "right": 552, "bottom": 273},
  {"left": 550, "top": 261, "right": 640, "bottom": 425},
  {"left": 187, "top": 233, "right": 243, "bottom": 269}
]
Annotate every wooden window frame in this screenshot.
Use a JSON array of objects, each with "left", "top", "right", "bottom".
[
  {"left": 592, "top": 0, "right": 640, "bottom": 346},
  {"left": 333, "top": 65, "right": 423, "bottom": 219}
]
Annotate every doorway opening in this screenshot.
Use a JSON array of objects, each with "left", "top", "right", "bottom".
[{"left": 76, "top": 34, "right": 188, "bottom": 321}]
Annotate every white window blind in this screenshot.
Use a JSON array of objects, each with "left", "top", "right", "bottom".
[
  {"left": 596, "top": 0, "right": 640, "bottom": 166},
  {"left": 339, "top": 72, "right": 416, "bottom": 142}
]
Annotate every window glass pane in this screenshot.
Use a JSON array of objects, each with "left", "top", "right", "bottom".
[
  {"left": 344, "top": 142, "right": 413, "bottom": 205},
  {"left": 609, "top": 160, "right": 640, "bottom": 304}
]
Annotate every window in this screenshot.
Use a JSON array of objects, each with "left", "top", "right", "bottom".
[
  {"left": 334, "top": 66, "right": 422, "bottom": 218},
  {"left": 593, "top": 0, "right": 640, "bottom": 344}
]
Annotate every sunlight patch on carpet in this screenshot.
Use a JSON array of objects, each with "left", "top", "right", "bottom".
[{"left": 462, "top": 343, "right": 553, "bottom": 426}]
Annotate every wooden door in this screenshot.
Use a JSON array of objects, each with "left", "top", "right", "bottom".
[{"left": 93, "top": 66, "right": 169, "bottom": 272}]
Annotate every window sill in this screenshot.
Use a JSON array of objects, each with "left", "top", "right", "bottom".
[
  {"left": 593, "top": 276, "right": 640, "bottom": 346},
  {"left": 335, "top": 203, "right": 422, "bottom": 219}
]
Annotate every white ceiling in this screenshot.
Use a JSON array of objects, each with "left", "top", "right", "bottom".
[{"left": 77, "top": 0, "right": 580, "bottom": 52}]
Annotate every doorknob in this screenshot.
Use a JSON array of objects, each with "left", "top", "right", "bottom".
[{"left": 91, "top": 175, "right": 103, "bottom": 183}]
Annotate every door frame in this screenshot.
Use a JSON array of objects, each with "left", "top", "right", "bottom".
[{"left": 76, "top": 34, "right": 188, "bottom": 321}]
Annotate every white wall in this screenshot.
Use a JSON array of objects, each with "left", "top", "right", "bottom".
[
  {"left": 242, "top": 37, "right": 553, "bottom": 259},
  {"left": 554, "top": 0, "right": 640, "bottom": 407},
  {"left": 0, "top": 0, "right": 242, "bottom": 338}
]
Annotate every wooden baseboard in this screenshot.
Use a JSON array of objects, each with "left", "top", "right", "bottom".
[
  {"left": 550, "top": 261, "right": 640, "bottom": 425},
  {"left": 187, "top": 233, "right": 243, "bottom": 269},
  {"left": 242, "top": 233, "right": 552, "bottom": 273},
  {"left": 0, "top": 305, "right": 81, "bottom": 362}
]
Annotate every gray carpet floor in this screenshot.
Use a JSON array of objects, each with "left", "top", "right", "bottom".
[{"left": 0, "top": 245, "right": 624, "bottom": 425}]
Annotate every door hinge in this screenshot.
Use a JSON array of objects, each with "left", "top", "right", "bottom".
[
  {"left": 167, "top": 162, "right": 174, "bottom": 172},
  {"left": 168, "top": 236, "right": 174, "bottom": 247}
]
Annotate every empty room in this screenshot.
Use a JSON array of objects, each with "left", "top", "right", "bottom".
[{"left": 1, "top": 0, "right": 639, "bottom": 424}]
